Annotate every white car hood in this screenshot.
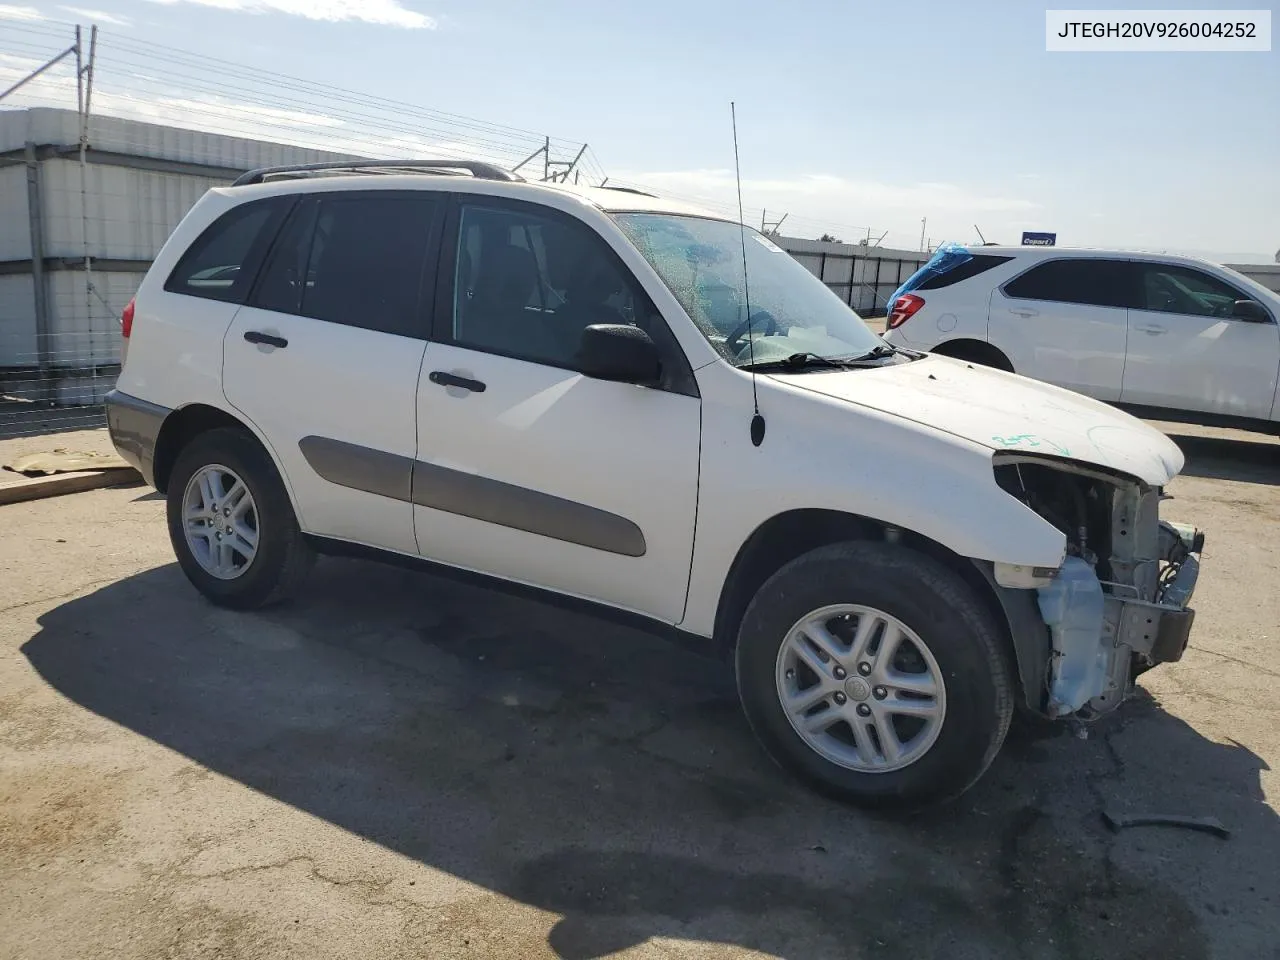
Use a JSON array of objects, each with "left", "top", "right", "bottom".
[{"left": 771, "top": 354, "right": 1185, "bottom": 486}]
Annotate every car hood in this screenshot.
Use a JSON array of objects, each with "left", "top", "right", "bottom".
[{"left": 769, "top": 355, "right": 1185, "bottom": 486}]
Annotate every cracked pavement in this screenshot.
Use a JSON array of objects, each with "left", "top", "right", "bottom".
[{"left": 1, "top": 423, "right": 1278, "bottom": 959}]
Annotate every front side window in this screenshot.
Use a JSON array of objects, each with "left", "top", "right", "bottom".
[
  {"left": 613, "top": 214, "right": 883, "bottom": 365},
  {"left": 1003, "top": 258, "right": 1134, "bottom": 309},
  {"left": 452, "top": 204, "right": 658, "bottom": 369},
  {"left": 1138, "top": 264, "right": 1246, "bottom": 318},
  {"left": 165, "top": 198, "right": 288, "bottom": 303}
]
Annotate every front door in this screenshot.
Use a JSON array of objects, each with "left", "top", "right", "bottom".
[
  {"left": 223, "top": 191, "right": 443, "bottom": 554},
  {"left": 412, "top": 196, "right": 701, "bottom": 623},
  {"left": 1119, "top": 261, "right": 1280, "bottom": 418},
  {"left": 987, "top": 257, "right": 1132, "bottom": 400}
]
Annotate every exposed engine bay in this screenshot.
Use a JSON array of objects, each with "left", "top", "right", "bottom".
[{"left": 993, "top": 454, "right": 1202, "bottom": 719}]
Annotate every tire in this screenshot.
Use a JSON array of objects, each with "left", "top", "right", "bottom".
[
  {"left": 735, "top": 541, "right": 1013, "bottom": 809},
  {"left": 166, "top": 427, "right": 314, "bottom": 610}
]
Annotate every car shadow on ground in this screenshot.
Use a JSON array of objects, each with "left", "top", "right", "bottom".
[
  {"left": 22, "top": 559, "right": 1277, "bottom": 959},
  {"left": 1167, "top": 431, "right": 1280, "bottom": 486}
]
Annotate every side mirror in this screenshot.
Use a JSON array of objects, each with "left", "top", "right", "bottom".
[
  {"left": 1232, "top": 299, "right": 1270, "bottom": 322},
  {"left": 577, "top": 324, "right": 661, "bottom": 384}
]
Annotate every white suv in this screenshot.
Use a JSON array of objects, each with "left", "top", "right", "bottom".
[
  {"left": 882, "top": 244, "right": 1280, "bottom": 429},
  {"left": 107, "top": 160, "right": 1204, "bottom": 806}
]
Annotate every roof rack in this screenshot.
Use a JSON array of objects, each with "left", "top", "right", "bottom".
[{"left": 231, "top": 159, "right": 523, "bottom": 187}]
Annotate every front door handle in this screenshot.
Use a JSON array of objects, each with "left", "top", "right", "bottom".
[
  {"left": 1135, "top": 323, "right": 1166, "bottom": 335},
  {"left": 244, "top": 330, "right": 288, "bottom": 348},
  {"left": 429, "top": 370, "right": 486, "bottom": 393}
]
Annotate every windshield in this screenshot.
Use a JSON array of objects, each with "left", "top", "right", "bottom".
[{"left": 613, "top": 213, "right": 885, "bottom": 366}]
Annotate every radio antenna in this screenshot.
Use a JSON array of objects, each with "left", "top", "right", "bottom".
[{"left": 731, "top": 102, "right": 765, "bottom": 447}]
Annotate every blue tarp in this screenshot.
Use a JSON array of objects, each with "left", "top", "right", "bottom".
[{"left": 888, "top": 242, "right": 972, "bottom": 307}]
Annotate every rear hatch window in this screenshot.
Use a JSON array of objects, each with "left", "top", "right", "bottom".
[{"left": 889, "top": 244, "right": 1014, "bottom": 305}]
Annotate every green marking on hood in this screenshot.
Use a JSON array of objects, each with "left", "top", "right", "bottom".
[{"left": 992, "top": 434, "right": 1072, "bottom": 457}]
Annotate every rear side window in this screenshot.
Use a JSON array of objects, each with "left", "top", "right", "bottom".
[
  {"left": 165, "top": 198, "right": 289, "bottom": 303},
  {"left": 915, "top": 254, "right": 1014, "bottom": 290},
  {"left": 1003, "top": 258, "right": 1134, "bottom": 309},
  {"left": 250, "top": 193, "right": 437, "bottom": 338}
]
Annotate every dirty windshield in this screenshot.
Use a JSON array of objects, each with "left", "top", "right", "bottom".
[{"left": 613, "top": 214, "right": 885, "bottom": 366}]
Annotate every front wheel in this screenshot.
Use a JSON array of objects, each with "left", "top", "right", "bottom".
[
  {"left": 166, "top": 427, "right": 314, "bottom": 609},
  {"left": 735, "top": 541, "right": 1013, "bottom": 808}
]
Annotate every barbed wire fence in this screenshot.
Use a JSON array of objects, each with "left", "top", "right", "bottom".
[
  {"left": 0, "top": 16, "right": 917, "bottom": 445},
  {"left": 0, "top": 18, "right": 610, "bottom": 442}
]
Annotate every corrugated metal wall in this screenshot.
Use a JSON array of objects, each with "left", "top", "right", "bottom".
[
  {"left": 780, "top": 237, "right": 928, "bottom": 315},
  {"left": 0, "top": 107, "right": 353, "bottom": 407}
]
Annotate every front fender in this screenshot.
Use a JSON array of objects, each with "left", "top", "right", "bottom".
[{"left": 680, "top": 365, "right": 1067, "bottom": 637}]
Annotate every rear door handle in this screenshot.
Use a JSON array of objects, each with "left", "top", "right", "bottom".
[
  {"left": 1009, "top": 307, "right": 1039, "bottom": 318},
  {"left": 429, "top": 370, "right": 486, "bottom": 393},
  {"left": 244, "top": 330, "right": 288, "bottom": 348},
  {"left": 1135, "top": 323, "right": 1166, "bottom": 335}
]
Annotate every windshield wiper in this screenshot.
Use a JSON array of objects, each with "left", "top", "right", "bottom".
[
  {"left": 739, "top": 351, "right": 851, "bottom": 372},
  {"left": 845, "top": 343, "right": 899, "bottom": 362}
]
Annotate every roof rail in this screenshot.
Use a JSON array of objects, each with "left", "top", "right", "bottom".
[
  {"left": 231, "top": 159, "right": 523, "bottom": 187},
  {"left": 596, "top": 185, "right": 658, "bottom": 198}
]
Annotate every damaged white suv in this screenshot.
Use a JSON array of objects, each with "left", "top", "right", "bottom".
[{"left": 107, "top": 160, "right": 1203, "bottom": 806}]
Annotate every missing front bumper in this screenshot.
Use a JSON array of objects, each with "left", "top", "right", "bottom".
[{"left": 1036, "top": 538, "right": 1202, "bottom": 718}]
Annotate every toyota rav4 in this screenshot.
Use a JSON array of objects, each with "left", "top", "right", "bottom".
[{"left": 107, "top": 160, "right": 1204, "bottom": 806}]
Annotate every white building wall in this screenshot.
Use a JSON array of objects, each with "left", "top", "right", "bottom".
[
  {"left": 0, "top": 276, "right": 37, "bottom": 370},
  {"left": 1, "top": 107, "right": 353, "bottom": 392},
  {"left": 0, "top": 166, "right": 31, "bottom": 262},
  {"left": 39, "top": 159, "right": 227, "bottom": 260}
]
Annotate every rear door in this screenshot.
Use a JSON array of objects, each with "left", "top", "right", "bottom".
[
  {"left": 121, "top": 196, "right": 292, "bottom": 410},
  {"left": 1120, "top": 261, "right": 1279, "bottom": 418},
  {"left": 988, "top": 257, "right": 1132, "bottom": 400},
  {"left": 223, "top": 190, "right": 443, "bottom": 554}
]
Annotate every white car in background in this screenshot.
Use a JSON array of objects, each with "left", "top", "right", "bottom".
[{"left": 881, "top": 245, "right": 1280, "bottom": 431}]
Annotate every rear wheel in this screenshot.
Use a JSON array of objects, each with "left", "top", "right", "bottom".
[
  {"left": 166, "top": 427, "right": 314, "bottom": 609},
  {"left": 735, "top": 541, "right": 1013, "bottom": 808}
]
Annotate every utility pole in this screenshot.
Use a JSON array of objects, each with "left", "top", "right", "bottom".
[
  {"left": 2, "top": 25, "right": 88, "bottom": 405},
  {"left": 919, "top": 217, "right": 927, "bottom": 253},
  {"left": 76, "top": 25, "right": 98, "bottom": 363}
]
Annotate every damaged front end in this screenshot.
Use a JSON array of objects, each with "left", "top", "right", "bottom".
[{"left": 992, "top": 454, "right": 1203, "bottom": 720}]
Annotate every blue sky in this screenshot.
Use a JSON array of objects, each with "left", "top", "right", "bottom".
[{"left": 2, "top": 0, "right": 1277, "bottom": 259}]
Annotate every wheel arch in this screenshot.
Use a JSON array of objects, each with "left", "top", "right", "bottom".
[
  {"left": 712, "top": 508, "right": 1036, "bottom": 708},
  {"left": 931, "top": 338, "right": 1014, "bottom": 372},
  {"left": 153, "top": 403, "right": 289, "bottom": 501}
]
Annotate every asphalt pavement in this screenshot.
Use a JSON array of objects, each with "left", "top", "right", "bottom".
[{"left": 1, "top": 424, "right": 1277, "bottom": 959}]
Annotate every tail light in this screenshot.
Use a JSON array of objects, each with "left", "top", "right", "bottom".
[
  {"left": 121, "top": 296, "right": 135, "bottom": 338},
  {"left": 886, "top": 293, "right": 925, "bottom": 330}
]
